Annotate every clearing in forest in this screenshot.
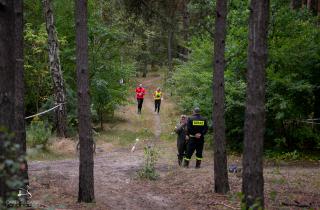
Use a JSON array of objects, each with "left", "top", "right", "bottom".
[{"left": 28, "top": 74, "right": 320, "bottom": 210}]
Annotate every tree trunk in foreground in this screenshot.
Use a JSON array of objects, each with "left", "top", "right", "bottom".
[
  {"left": 75, "top": 0, "right": 95, "bottom": 203},
  {"left": 0, "top": 0, "right": 28, "bottom": 202},
  {"left": 242, "top": 0, "right": 269, "bottom": 209},
  {"left": 213, "top": 0, "right": 230, "bottom": 194},
  {"left": 13, "top": 0, "right": 29, "bottom": 188}
]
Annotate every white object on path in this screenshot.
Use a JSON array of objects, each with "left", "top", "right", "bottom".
[{"left": 131, "top": 138, "right": 140, "bottom": 152}]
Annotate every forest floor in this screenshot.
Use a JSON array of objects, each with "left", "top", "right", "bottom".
[{"left": 26, "top": 74, "right": 320, "bottom": 210}]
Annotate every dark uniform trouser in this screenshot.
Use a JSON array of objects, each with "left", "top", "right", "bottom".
[
  {"left": 137, "top": 98, "right": 144, "bottom": 112},
  {"left": 177, "top": 139, "right": 187, "bottom": 159},
  {"left": 185, "top": 138, "right": 204, "bottom": 161},
  {"left": 154, "top": 99, "right": 161, "bottom": 113}
]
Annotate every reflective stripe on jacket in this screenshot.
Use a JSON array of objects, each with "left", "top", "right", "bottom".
[
  {"left": 153, "top": 91, "right": 162, "bottom": 100},
  {"left": 187, "top": 114, "right": 208, "bottom": 137}
]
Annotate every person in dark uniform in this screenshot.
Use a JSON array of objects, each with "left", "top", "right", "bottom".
[
  {"left": 184, "top": 107, "right": 208, "bottom": 168},
  {"left": 174, "top": 115, "right": 189, "bottom": 166}
]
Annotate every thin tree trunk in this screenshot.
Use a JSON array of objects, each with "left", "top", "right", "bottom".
[
  {"left": 142, "top": 60, "right": 147, "bottom": 77},
  {"left": 213, "top": 0, "right": 230, "bottom": 194},
  {"left": 291, "top": 0, "right": 301, "bottom": 9},
  {"left": 242, "top": 0, "right": 269, "bottom": 209},
  {"left": 307, "top": 0, "right": 312, "bottom": 9},
  {"left": 167, "top": 29, "right": 174, "bottom": 72},
  {"left": 302, "top": 0, "right": 307, "bottom": 6},
  {"left": 313, "top": 88, "right": 320, "bottom": 124},
  {"left": 317, "top": 0, "right": 320, "bottom": 15},
  {"left": 0, "top": 0, "right": 15, "bottom": 201},
  {"left": 182, "top": 0, "right": 190, "bottom": 59},
  {"left": 75, "top": 0, "right": 95, "bottom": 203},
  {"left": 13, "top": 0, "right": 28, "bottom": 188},
  {"left": 99, "top": 109, "right": 103, "bottom": 131},
  {"left": 0, "top": 0, "right": 27, "bottom": 202},
  {"left": 43, "top": 0, "right": 67, "bottom": 138}
]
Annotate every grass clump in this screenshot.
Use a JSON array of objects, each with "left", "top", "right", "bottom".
[
  {"left": 98, "top": 129, "right": 153, "bottom": 146},
  {"left": 27, "top": 118, "right": 52, "bottom": 149},
  {"left": 264, "top": 149, "right": 320, "bottom": 161}
]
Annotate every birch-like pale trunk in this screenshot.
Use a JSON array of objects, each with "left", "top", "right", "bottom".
[{"left": 43, "top": 0, "right": 67, "bottom": 137}]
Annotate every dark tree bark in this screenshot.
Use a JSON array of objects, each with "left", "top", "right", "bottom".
[
  {"left": 302, "top": 0, "right": 307, "bottom": 6},
  {"left": 311, "top": 0, "right": 317, "bottom": 11},
  {"left": 182, "top": 0, "right": 190, "bottom": 59},
  {"left": 213, "top": 0, "right": 230, "bottom": 194},
  {"left": 142, "top": 60, "right": 147, "bottom": 77},
  {"left": 43, "top": 0, "right": 67, "bottom": 138},
  {"left": 13, "top": 0, "right": 28, "bottom": 187},
  {"left": 242, "top": 0, "right": 269, "bottom": 209},
  {"left": 307, "top": 0, "right": 312, "bottom": 9},
  {"left": 0, "top": 0, "right": 15, "bottom": 201},
  {"left": 75, "top": 0, "right": 95, "bottom": 203},
  {"left": 167, "top": 29, "right": 174, "bottom": 72},
  {"left": 291, "top": 0, "right": 301, "bottom": 9},
  {"left": 0, "top": 0, "right": 28, "bottom": 201},
  {"left": 318, "top": 0, "right": 320, "bottom": 15},
  {"left": 313, "top": 88, "right": 320, "bottom": 121}
]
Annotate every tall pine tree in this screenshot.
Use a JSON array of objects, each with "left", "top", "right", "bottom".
[
  {"left": 213, "top": 0, "right": 230, "bottom": 194},
  {"left": 0, "top": 0, "right": 28, "bottom": 203},
  {"left": 75, "top": 0, "right": 95, "bottom": 203},
  {"left": 242, "top": 0, "right": 269, "bottom": 208}
]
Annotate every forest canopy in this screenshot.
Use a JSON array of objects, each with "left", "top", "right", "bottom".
[{"left": 23, "top": 0, "right": 320, "bottom": 153}]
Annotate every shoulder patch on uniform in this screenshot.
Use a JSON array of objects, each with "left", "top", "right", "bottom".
[{"left": 192, "top": 120, "right": 204, "bottom": 126}]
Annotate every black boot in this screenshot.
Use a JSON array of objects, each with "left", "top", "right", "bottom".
[
  {"left": 178, "top": 157, "right": 183, "bottom": 166},
  {"left": 195, "top": 160, "right": 201, "bottom": 168},
  {"left": 183, "top": 159, "right": 189, "bottom": 168}
]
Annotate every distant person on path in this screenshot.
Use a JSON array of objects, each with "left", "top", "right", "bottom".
[
  {"left": 174, "top": 115, "right": 189, "bottom": 166},
  {"left": 153, "top": 87, "right": 163, "bottom": 114},
  {"left": 135, "top": 84, "right": 146, "bottom": 114},
  {"left": 184, "top": 107, "right": 208, "bottom": 168}
]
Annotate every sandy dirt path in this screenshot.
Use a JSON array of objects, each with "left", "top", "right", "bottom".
[
  {"left": 27, "top": 75, "right": 320, "bottom": 210},
  {"left": 28, "top": 75, "right": 185, "bottom": 210}
]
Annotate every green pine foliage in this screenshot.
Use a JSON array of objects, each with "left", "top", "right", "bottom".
[
  {"left": 171, "top": 0, "right": 320, "bottom": 152},
  {"left": 0, "top": 128, "right": 27, "bottom": 207},
  {"left": 22, "top": 0, "right": 320, "bottom": 154},
  {"left": 26, "top": 119, "right": 52, "bottom": 149},
  {"left": 23, "top": 0, "right": 136, "bottom": 130}
]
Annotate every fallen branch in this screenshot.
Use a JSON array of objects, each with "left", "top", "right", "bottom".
[
  {"left": 208, "top": 201, "right": 237, "bottom": 210},
  {"left": 281, "top": 200, "right": 311, "bottom": 208}
]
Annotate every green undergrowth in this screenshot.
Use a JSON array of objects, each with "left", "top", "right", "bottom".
[
  {"left": 26, "top": 119, "right": 52, "bottom": 150},
  {"left": 138, "top": 145, "right": 159, "bottom": 180},
  {"left": 98, "top": 129, "right": 154, "bottom": 146},
  {"left": 27, "top": 147, "right": 74, "bottom": 161},
  {"left": 264, "top": 149, "right": 320, "bottom": 162}
]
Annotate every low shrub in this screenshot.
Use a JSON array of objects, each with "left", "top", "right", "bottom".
[
  {"left": 138, "top": 145, "right": 159, "bottom": 180},
  {"left": 26, "top": 118, "right": 52, "bottom": 149}
]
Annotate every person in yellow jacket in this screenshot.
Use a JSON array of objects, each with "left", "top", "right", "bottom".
[{"left": 153, "top": 87, "right": 163, "bottom": 114}]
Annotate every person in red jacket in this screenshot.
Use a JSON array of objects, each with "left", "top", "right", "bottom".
[{"left": 135, "top": 84, "right": 146, "bottom": 114}]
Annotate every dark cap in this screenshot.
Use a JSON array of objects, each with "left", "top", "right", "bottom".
[{"left": 193, "top": 107, "right": 200, "bottom": 114}]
